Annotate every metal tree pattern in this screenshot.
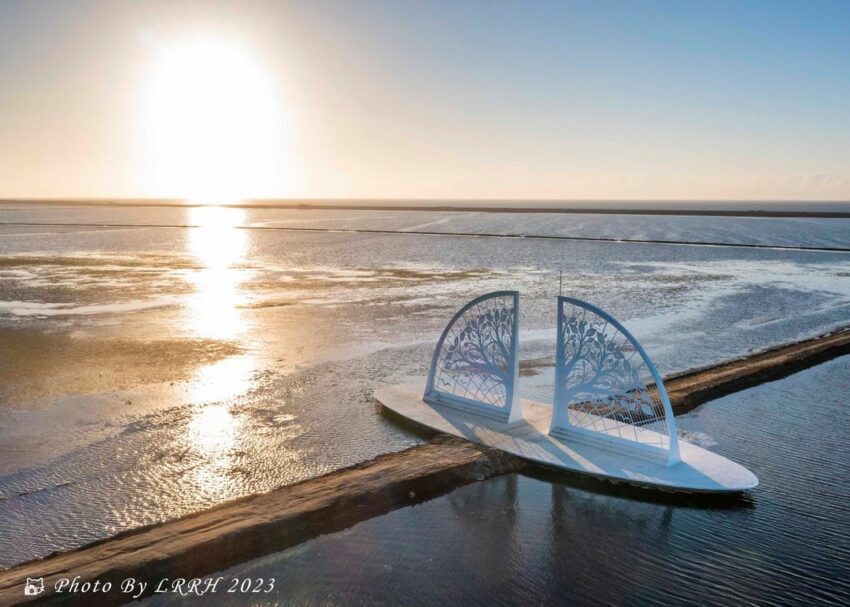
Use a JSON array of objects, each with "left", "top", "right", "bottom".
[
  {"left": 552, "top": 297, "right": 678, "bottom": 459},
  {"left": 424, "top": 291, "right": 519, "bottom": 421}
]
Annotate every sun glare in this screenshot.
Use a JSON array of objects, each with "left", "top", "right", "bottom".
[{"left": 145, "top": 36, "right": 285, "bottom": 201}]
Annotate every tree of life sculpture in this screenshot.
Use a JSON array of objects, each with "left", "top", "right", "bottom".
[
  {"left": 551, "top": 297, "right": 680, "bottom": 464},
  {"left": 424, "top": 291, "right": 521, "bottom": 424}
]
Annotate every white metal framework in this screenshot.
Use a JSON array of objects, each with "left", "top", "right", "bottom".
[
  {"left": 423, "top": 291, "right": 521, "bottom": 423},
  {"left": 551, "top": 297, "right": 680, "bottom": 465}
]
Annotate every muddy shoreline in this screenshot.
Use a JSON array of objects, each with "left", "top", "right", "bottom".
[
  {"left": 1, "top": 326, "right": 849, "bottom": 605},
  {"left": 0, "top": 329, "right": 241, "bottom": 409}
]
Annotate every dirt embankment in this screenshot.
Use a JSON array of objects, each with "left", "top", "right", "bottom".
[{"left": 665, "top": 327, "right": 850, "bottom": 414}]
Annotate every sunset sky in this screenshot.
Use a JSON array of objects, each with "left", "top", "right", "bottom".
[{"left": 1, "top": 0, "right": 849, "bottom": 201}]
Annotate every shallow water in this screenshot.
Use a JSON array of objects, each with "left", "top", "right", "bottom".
[
  {"left": 4, "top": 204, "right": 850, "bottom": 248},
  {"left": 1, "top": 205, "right": 849, "bottom": 567},
  {"left": 143, "top": 356, "right": 850, "bottom": 607}
]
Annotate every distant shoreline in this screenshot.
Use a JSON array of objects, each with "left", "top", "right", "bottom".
[{"left": 2, "top": 199, "right": 850, "bottom": 218}]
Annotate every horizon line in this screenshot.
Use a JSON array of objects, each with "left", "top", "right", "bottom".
[
  {"left": 3, "top": 197, "right": 850, "bottom": 204},
  {"left": 2, "top": 198, "right": 850, "bottom": 219}
]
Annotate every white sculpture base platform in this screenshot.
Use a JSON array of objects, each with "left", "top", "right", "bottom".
[{"left": 376, "top": 382, "right": 758, "bottom": 494}]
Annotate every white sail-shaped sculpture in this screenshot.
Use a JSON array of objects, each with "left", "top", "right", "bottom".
[
  {"left": 376, "top": 291, "right": 757, "bottom": 493},
  {"left": 551, "top": 296, "right": 680, "bottom": 465},
  {"left": 423, "top": 291, "right": 522, "bottom": 424}
]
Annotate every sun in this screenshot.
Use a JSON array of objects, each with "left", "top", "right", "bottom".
[{"left": 144, "top": 35, "right": 286, "bottom": 202}]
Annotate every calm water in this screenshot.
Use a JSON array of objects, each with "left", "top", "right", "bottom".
[
  {"left": 1, "top": 204, "right": 849, "bottom": 567},
  {"left": 145, "top": 356, "right": 850, "bottom": 607}
]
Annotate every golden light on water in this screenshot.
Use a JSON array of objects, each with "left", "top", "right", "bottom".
[
  {"left": 185, "top": 355, "right": 256, "bottom": 498},
  {"left": 190, "top": 354, "right": 256, "bottom": 405},
  {"left": 182, "top": 207, "right": 256, "bottom": 498},
  {"left": 187, "top": 403, "right": 239, "bottom": 455},
  {"left": 186, "top": 206, "right": 249, "bottom": 340},
  {"left": 185, "top": 401, "right": 240, "bottom": 500},
  {"left": 144, "top": 35, "right": 285, "bottom": 201}
]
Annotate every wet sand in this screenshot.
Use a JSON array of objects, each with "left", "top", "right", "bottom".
[{"left": 0, "top": 329, "right": 241, "bottom": 408}]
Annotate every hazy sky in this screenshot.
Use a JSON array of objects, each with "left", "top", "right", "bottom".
[{"left": 1, "top": 0, "right": 849, "bottom": 201}]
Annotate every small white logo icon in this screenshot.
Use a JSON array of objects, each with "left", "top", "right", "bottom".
[{"left": 24, "top": 577, "right": 44, "bottom": 596}]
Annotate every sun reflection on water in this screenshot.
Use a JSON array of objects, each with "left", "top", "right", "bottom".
[
  {"left": 186, "top": 206, "right": 250, "bottom": 340},
  {"left": 185, "top": 401, "right": 241, "bottom": 501},
  {"left": 181, "top": 206, "right": 258, "bottom": 499},
  {"left": 190, "top": 354, "right": 256, "bottom": 404},
  {"left": 188, "top": 403, "right": 239, "bottom": 455},
  {"left": 184, "top": 355, "right": 257, "bottom": 499}
]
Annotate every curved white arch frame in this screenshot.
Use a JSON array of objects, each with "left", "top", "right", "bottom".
[
  {"left": 551, "top": 297, "right": 680, "bottom": 466},
  {"left": 424, "top": 291, "right": 522, "bottom": 424}
]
